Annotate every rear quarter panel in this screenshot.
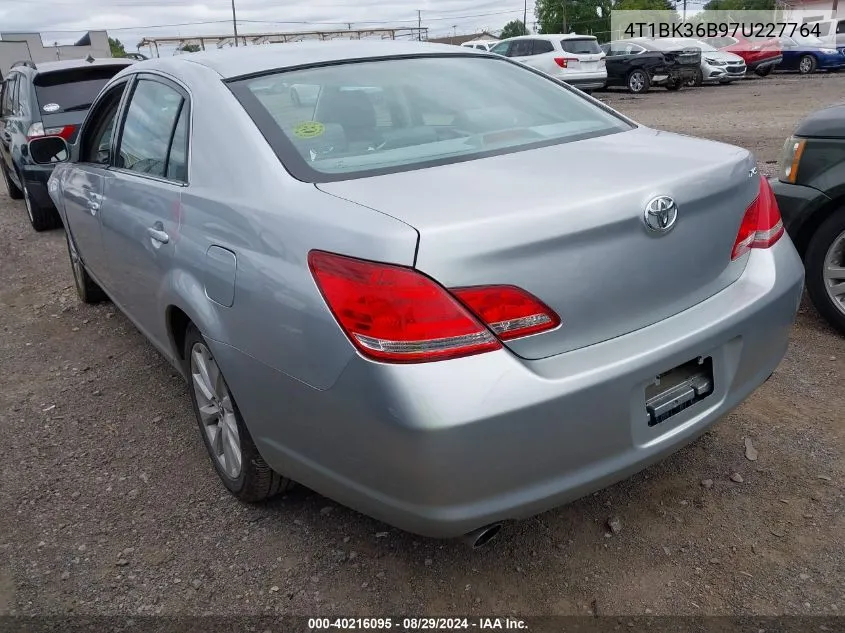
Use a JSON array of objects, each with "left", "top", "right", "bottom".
[{"left": 160, "top": 62, "right": 420, "bottom": 390}]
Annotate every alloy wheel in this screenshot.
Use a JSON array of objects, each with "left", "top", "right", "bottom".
[
  {"left": 629, "top": 71, "right": 645, "bottom": 93},
  {"left": 799, "top": 56, "right": 813, "bottom": 74},
  {"left": 823, "top": 229, "right": 845, "bottom": 317},
  {"left": 190, "top": 342, "right": 243, "bottom": 479}
]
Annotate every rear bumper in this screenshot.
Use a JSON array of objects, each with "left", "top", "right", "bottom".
[
  {"left": 769, "top": 177, "right": 832, "bottom": 252},
  {"left": 213, "top": 238, "right": 804, "bottom": 538},
  {"left": 21, "top": 164, "right": 56, "bottom": 211},
  {"left": 559, "top": 70, "right": 607, "bottom": 90}
]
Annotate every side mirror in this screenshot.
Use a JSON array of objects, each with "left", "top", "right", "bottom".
[{"left": 29, "top": 136, "right": 69, "bottom": 165}]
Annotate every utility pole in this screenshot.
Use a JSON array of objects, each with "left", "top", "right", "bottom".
[
  {"left": 523, "top": 0, "right": 528, "bottom": 35},
  {"left": 683, "top": 0, "right": 687, "bottom": 21},
  {"left": 418, "top": 10, "right": 422, "bottom": 41},
  {"left": 562, "top": 0, "right": 567, "bottom": 33},
  {"left": 231, "top": 0, "right": 239, "bottom": 47}
]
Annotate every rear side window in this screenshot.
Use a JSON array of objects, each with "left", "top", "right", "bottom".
[
  {"left": 837, "top": 20, "right": 845, "bottom": 34},
  {"left": 1, "top": 74, "right": 18, "bottom": 116},
  {"left": 560, "top": 38, "right": 601, "bottom": 54},
  {"left": 116, "top": 78, "right": 187, "bottom": 180},
  {"left": 510, "top": 40, "right": 534, "bottom": 56},
  {"left": 532, "top": 40, "right": 555, "bottom": 54},
  {"left": 33, "top": 66, "right": 126, "bottom": 116}
]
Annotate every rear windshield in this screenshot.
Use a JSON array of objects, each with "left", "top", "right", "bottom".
[
  {"left": 230, "top": 55, "right": 631, "bottom": 183},
  {"left": 560, "top": 38, "right": 601, "bottom": 54},
  {"left": 34, "top": 66, "right": 126, "bottom": 115}
]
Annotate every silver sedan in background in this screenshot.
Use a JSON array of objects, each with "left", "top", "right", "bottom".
[
  {"left": 30, "top": 41, "right": 803, "bottom": 546},
  {"left": 651, "top": 37, "right": 747, "bottom": 85}
]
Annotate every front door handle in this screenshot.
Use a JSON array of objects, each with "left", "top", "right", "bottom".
[
  {"left": 147, "top": 224, "right": 170, "bottom": 244},
  {"left": 87, "top": 200, "right": 100, "bottom": 214}
]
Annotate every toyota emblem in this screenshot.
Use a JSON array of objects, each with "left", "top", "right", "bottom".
[{"left": 643, "top": 196, "right": 678, "bottom": 234}]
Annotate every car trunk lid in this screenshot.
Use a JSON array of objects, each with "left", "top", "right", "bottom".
[{"left": 316, "top": 126, "right": 758, "bottom": 360}]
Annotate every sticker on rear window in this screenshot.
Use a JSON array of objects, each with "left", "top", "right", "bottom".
[
  {"left": 292, "top": 121, "right": 325, "bottom": 139},
  {"left": 42, "top": 103, "right": 60, "bottom": 113}
]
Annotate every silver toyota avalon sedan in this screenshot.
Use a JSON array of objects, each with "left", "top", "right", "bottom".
[{"left": 30, "top": 40, "right": 804, "bottom": 545}]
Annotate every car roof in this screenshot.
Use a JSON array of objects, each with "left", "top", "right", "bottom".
[
  {"left": 139, "top": 40, "right": 486, "bottom": 80},
  {"left": 500, "top": 33, "right": 596, "bottom": 43},
  {"left": 29, "top": 58, "right": 136, "bottom": 75}
]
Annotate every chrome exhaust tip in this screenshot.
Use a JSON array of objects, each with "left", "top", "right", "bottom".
[{"left": 461, "top": 523, "right": 502, "bottom": 549}]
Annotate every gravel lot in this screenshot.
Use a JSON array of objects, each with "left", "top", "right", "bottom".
[{"left": 1, "top": 72, "right": 843, "bottom": 619}]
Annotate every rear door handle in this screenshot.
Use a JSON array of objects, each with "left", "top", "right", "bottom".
[{"left": 147, "top": 224, "right": 169, "bottom": 244}]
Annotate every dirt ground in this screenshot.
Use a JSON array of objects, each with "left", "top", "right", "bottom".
[{"left": 1, "top": 72, "right": 843, "bottom": 619}]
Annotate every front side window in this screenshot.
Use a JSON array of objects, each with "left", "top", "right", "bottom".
[
  {"left": 116, "top": 78, "right": 185, "bottom": 179},
  {"left": 232, "top": 55, "right": 633, "bottom": 182},
  {"left": 490, "top": 41, "right": 510, "bottom": 56},
  {"left": 80, "top": 83, "right": 127, "bottom": 164}
]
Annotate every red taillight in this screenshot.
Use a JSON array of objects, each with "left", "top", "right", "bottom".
[
  {"left": 308, "top": 251, "right": 501, "bottom": 363},
  {"left": 731, "top": 177, "right": 785, "bottom": 260},
  {"left": 309, "top": 251, "right": 563, "bottom": 363},
  {"left": 554, "top": 57, "right": 576, "bottom": 68},
  {"left": 52, "top": 125, "right": 76, "bottom": 140},
  {"left": 26, "top": 123, "right": 75, "bottom": 142},
  {"left": 453, "top": 286, "right": 560, "bottom": 340}
]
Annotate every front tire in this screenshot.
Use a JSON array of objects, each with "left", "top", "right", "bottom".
[
  {"left": 686, "top": 67, "right": 704, "bottom": 87},
  {"left": 755, "top": 65, "right": 773, "bottom": 77},
  {"left": 798, "top": 54, "right": 817, "bottom": 75},
  {"left": 805, "top": 210, "right": 845, "bottom": 335},
  {"left": 184, "top": 324, "right": 293, "bottom": 502},
  {"left": 665, "top": 78, "right": 683, "bottom": 91},
  {"left": 627, "top": 69, "right": 650, "bottom": 94}
]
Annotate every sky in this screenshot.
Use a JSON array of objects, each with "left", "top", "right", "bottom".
[{"left": 1, "top": 0, "right": 534, "bottom": 53}]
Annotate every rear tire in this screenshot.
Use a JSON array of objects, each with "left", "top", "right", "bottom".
[
  {"left": 627, "top": 69, "right": 650, "bottom": 94},
  {"left": 755, "top": 65, "right": 773, "bottom": 77},
  {"left": 184, "top": 324, "right": 294, "bottom": 502},
  {"left": 2, "top": 163, "right": 23, "bottom": 200},
  {"left": 798, "top": 54, "right": 817, "bottom": 75},
  {"left": 665, "top": 78, "right": 683, "bottom": 91},
  {"left": 66, "top": 232, "right": 107, "bottom": 304},
  {"left": 804, "top": 210, "right": 845, "bottom": 335},
  {"left": 24, "top": 182, "right": 62, "bottom": 232}
]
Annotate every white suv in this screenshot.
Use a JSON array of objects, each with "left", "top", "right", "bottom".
[{"left": 490, "top": 34, "right": 607, "bottom": 90}]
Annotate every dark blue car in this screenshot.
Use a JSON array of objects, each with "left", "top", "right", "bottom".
[{"left": 777, "top": 35, "right": 845, "bottom": 74}]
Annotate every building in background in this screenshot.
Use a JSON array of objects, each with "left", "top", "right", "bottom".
[
  {"left": 428, "top": 31, "right": 500, "bottom": 46},
  {"left": 0, "top": 31, "right": 111, "bottom": 78}
]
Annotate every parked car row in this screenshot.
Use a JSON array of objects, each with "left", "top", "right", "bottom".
[
  {"left": 0, "top": 41, "right": 810, "bottom": 546},
  {"left": 488, "top": 31, "right": 845, "bottom": 95}
]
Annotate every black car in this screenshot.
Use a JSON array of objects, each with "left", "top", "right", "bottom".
[
  {"left": 771, "top": 104, "right": 845, "bottom": 334},
  {"left": 601, "top": 39, "right": 701, "bottom": 94},
  {"left": 0, "top": 57, "right": 134, "bottom": 231}
]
